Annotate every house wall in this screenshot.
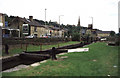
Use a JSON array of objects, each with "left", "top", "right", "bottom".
[
  {"left": 59, "top": 30, "right": 64, "bottom": 37},
  {"left": 62, "top": 30, "right": 64, "bottom": 37},
  {"left": 97, "top": 33, "right": 110, "bottom": 38},
  {"left": 50, "top": 30, "right": 55, "bottom": 37},
  {"left": 51, "top": 30, "right": 64, "bottom": 37},
  {"left": 54, "top": 30, "right": 59, "bottom": 37}
]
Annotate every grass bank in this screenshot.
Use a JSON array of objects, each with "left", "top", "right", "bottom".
[
  {"left": 2, "top": 42, "right": 118, "bottom": 76},
  {"left": 2, "top": 41, "right": 80, "bottom": 57}
]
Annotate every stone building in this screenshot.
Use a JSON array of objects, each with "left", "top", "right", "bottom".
[
  {"left": 0, "top": 13, "right": 20, "bottom": 38},
  {"left": 8, "top": 16, "right": 51, "bottom": 38},
  {"left": 4, "top": 15, "right": 65, "bottom": 38},
  {"left": 96, "top": 31, "right": 111, "bottom": 38},
  {"left": 49, "top": 26, "right": 64, "bottom": 37}
]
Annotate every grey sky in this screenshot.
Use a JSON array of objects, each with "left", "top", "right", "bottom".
[{"left": 0, "top": 0, "right": 119, "bottom": 33}]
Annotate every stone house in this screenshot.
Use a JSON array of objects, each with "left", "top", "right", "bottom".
[
  {"left": 8, "top": 16, "right": 65, "bottom": 38},
  {"left": 85, "top": 24, "right": 98, "bottom": 41},
  {"left": 0, "top": 13, "right": 20, "bottom": 38},
  {"left": 49, "top": 26, "right": 64, "bottom": 37},
  {"left": 8, "top": 16, "right": 50, "bottom": 38},
  {"left": 96, "top": 31, "right": 111, "bottom": 38}
]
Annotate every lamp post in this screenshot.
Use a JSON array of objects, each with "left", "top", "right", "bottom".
[
  {"left": 90, "top": 17, "right": 93, "bottom": 26},
  {"left": 90, "top": 16, "right": 93, "bottom": 42},
  {"left": 58, "top": 15, "right": 64, "bottom": 37},
  {"left": 45, "top": 8, "right": 47, "bottom": 26},
  {"left": 59, "top": 15, "right": 64, "bottom": 27}
]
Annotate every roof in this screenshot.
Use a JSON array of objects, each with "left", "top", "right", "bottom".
[
  {"left": 49, "top": 26, "right": 60, "bottom": 30},
  {"left": 20, "top": 18, "right": 42, "bottom": 26},
  {"left": 9, "top": 17, "right": 44, "bottom": 27}
]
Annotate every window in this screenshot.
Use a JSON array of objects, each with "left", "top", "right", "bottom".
[
  {"left": 34, "top": 34, "right": 37, "bottom": 38},
  {"left": 23, "top": 26, "right": 28, "bottom": 31},
  {"left": 22, "top": 24, "right": 29, "bottom": 35},
  {"left": 34, "top": 26, "right": 37, "bottom": 32}
]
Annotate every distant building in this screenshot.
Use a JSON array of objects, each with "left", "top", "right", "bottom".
[
  {"left": 49, "top": 26, "right": 65, "bottom": 37},
  {"left": 88, "top": 24, "right": 93, "bottom": 29},
  {"left": 96, "top": 30, "right": 111, "bottom": 38},
  {"left": 81, "top": 27, "right": 87, "bottom": 35},
  {"left": 86, "top": 24, "right": 93, "bottom": 36}
]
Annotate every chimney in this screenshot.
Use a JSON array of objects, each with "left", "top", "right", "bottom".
[
  {"left": 88, "top": 24, "right": 93, "bottom": 29},
  {"left": 29, "top": 16, "right": 33, "bottom": 22}
]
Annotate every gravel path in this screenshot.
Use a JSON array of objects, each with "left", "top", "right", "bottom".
[{"left": 3, "top": 65, "right": 29, "bottom": 72}]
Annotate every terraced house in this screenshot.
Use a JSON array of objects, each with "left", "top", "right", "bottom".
[
  {"left": 2, "top": 15, "right": 65, "bottom": 38},
  {"left": 8, "top": 16, "right": 51, "bottom": 38},
  {"left": 49, "top": 26, "right": 65, "bottom": 37},
  {"left": 96, "top": 30, "right": 111, "bottom": 38}
]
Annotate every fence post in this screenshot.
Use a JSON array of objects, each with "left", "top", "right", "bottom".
[
  {"left": 21, "top": 43, "right": 22, "bottom": 49},
  {"left": 58, "top": 44, "right": 59, "bottom": 48},
  {"left": 51, "top": 47, "right": 57, "bottom": 60},
  {"left": 26, "top": 43, "right": 27, "bottom": 52},
  {"left": 40, "top": 43, "right": 42, "bottom": 51}
]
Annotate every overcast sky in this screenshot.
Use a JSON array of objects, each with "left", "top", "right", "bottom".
[{"left": 0, "top": 0, "right": 119, "bottom": 33}]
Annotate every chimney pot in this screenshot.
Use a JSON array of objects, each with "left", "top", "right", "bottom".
[{"left": 29, "top": 16, "right": 33, "bottom": 22}]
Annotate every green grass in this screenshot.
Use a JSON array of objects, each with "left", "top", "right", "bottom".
[
  {"left": 2, "top": 41, "right": 80, "bottom": 57},
  {"left": 2, "top": 42, "right": 118, "bottom": 76},
  {"left": 27, "top": 41, "right": 80, "bottom": 51}
]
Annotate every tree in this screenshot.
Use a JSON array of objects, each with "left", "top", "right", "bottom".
[
  {"left": 110, "top": 31, "right": 115, "bottom": 36},
  {"left": 72, "top": 32, "right": 80, "bottom": 41}
]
